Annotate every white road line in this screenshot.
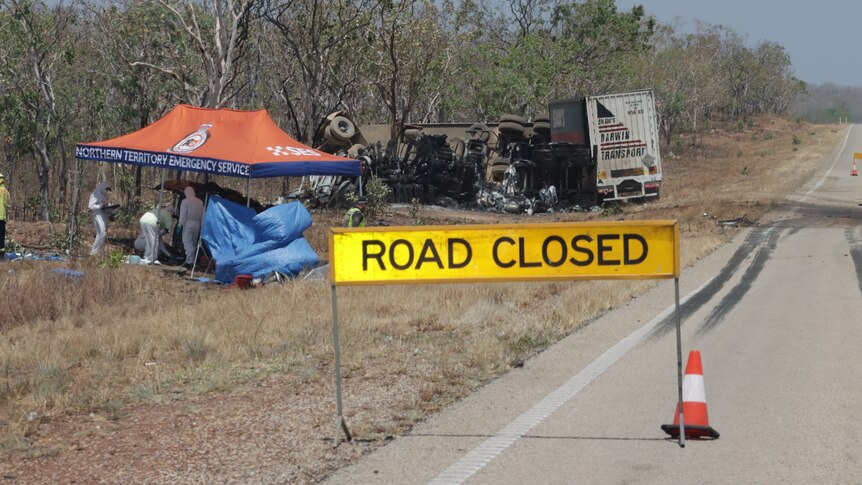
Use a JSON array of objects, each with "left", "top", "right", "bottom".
[
  {"left": 428, "top": 276, "right": 717, "bottom": 485},
  {"left": 801, "top": 125, "right": 853, "bottom": 203}
]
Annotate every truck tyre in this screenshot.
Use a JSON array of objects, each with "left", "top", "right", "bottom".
[
  {"left": 347, "top": 143, "right": 365, "bottom": 158},
  {"left": 403, "top": 128, "right": 422, "bottom": 141},
  {"left": 532, "top": 121, "right": 551, "bottom": 133},
  {"left": 450, "top": 137, "right": 466, "bottom": 160},
  {"left": 533, "top": 114, "right": 550, "bottom": 123},
  {"left": 498, "top": 121, "right": 525, "bottom": 136},
  {"left": 491, "top": 164, "right": 508, "bottom": 180},
  {"left": 490, "top": 156, "right": 509, "bottom": 167},
  {"left": 323, "top": 125, "right": 338, "bottom": 145},
  {"left": 467, "top": 123, "right": 491, "bottom": 142},
  {"left": 329, "top": 116, "right": 356, "bottom": 142},
  {"left": 499, "top": 114, "right": 526, "bottom": 125}
]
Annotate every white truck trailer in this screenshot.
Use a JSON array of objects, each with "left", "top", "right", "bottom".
[{"left": 550, "top": 89, "right": 662, "bottom": 202}]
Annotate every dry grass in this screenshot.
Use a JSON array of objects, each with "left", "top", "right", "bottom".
[{"left": 0, "top": 117, "right": 844, "bottom": 457}]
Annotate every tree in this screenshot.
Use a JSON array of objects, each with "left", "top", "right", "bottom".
[
  {"left": 262, "top": 0, "right": 374, "bottom": 144},
  {"left": 370, "top": 0, "right": 454, "bottom": 141},
  {"left": 551, "top": 0, "right": 654, "bottom": 96},
  {"left": 132, "top": 0, "right": 256, "bottom": 108},
  {"left": 0, "top": 0, "right": 78, "bottom": 222}
]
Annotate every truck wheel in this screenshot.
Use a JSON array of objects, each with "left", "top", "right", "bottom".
[
  {"left": 403, "top": 128, "right": 422, "bottom": 141},
  {"left": 323, "top": 125, "right": 338, "bottom": 145},
  {"left": 450, "top": 137, "right": 466, "bottom": 160},
  {"left": 499, "top": 114, "right": 526, "bottom": 125},
  {"left": 329, "top": 116, "right": 356, "bottom": 142},
  {"left": 532, "top": 121, "right": 551, "bottom": 133},
  {"left": 467, "top": 123, "right": 491, "bottom": 142},
  {"left": 347, "top": 143, "right": 365, "bottom": 158},
  {"left": 491, "top": 164, "right": 508, "bottom": 180},
  {"left": 498, "top": 121, "right": 525, "bottom": 136}
]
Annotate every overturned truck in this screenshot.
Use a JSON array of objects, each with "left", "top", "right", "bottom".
[{"left": 297, "top": 89, "right": 661, "bottom": 213}]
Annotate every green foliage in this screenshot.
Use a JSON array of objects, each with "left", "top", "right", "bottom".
[
  {"left": 300, "top": 178, "right": 313, "bottom": 199},
  {"left": 602, "top": 203, "right": 622, "bottom": 216},
  {"left": 364, "top": 176, "right": 391, "bottom": 217},
  {"left": 741, "top": 166, "right": 750, "bottom": 176},
  {"left": 24, "top": 194, "right": 41, "bottom": 218},
  {"left": 792, "top": 135, "right": 801, "bottom": 145},
  {"left": 116, "top": 173, "right": 135, "bottom": 197},
  {"left": 4, "top": 238, "right": 23, "bottom": 254},
  {"left": 111, "top": 199, "right": 142, "bottom": 228},
  {"left": 46, "top": 231, "right": 67, "bottom": 250},
  {"left": 408, "top": 198, "right": 423, "bottom": 225},
  {"left": 99, "top": 249, "right": 126, "bottom": 269}
]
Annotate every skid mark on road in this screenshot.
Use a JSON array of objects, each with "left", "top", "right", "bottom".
[
  {"left": 648, "top": 228, "right": 777, "bottom": 339},
  {"left": 695, "top": 242, "right": 775, "bottom": 337},
  {"left": 844, "top": 227, "right": 862, "bottom": 297}
]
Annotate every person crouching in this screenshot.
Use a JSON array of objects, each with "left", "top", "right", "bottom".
[{"left": 139, "top": 205, "right": 173, "bottom": 265}]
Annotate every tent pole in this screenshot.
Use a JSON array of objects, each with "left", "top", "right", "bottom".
[
  {"left": 246, "top": 176, "right": 251, "bottom": 208},
  {"left": 358, "top": 173, "right": 363, "bottom": 197},
  {"left": 157, "top": 171, "right": 165, "bottom": 209},
  {"left": 190, "top": 191, "right": 209, "bottom": 279},
  {"left": 157, "top": 170, "right": 165, "bottom": 223}
]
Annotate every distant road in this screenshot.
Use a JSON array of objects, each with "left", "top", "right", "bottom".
[{"left": 326, "top": 125, "right": 862, "bottom": 484}]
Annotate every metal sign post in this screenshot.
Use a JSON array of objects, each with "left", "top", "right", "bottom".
[
  {"left": 674, "top": 277, "right": 685, "bottom": 448},
  {"left": 331, "top": 284, "right": 352, "bottom": 446}
]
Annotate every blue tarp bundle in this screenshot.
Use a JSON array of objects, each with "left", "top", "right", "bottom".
[{"left": 201, "top": 196, "right": 318, "bottom": 283}]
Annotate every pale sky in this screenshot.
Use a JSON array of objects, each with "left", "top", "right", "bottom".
[{"left": 615, "top": 0, "right": 861, "bottom": 87}]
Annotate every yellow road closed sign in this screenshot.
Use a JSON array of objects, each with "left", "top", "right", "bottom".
[{"left": 330, "top": 220, "right": 679, "bottom": 285}]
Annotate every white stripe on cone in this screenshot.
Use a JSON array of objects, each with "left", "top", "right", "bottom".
[{"left": 682, "top": 374, "right": 706, "bottom": 403}]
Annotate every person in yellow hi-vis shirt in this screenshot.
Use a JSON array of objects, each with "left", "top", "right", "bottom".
[
  {"left": 344, "top": 196, "right": 367, "bottom": 227},
  {"left": 0, "top": 173, "right": 9, "bottom": 258}
]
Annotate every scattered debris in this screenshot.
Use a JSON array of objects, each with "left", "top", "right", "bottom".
[
  {"left": 6, "top": 252, "right": 64, "bottom": 261},
  {"left": 717, "top": 216, "right": 757, "bottom": 226},
  {"left": 53, "top": 268, "right": 86, "bottom": 279}
]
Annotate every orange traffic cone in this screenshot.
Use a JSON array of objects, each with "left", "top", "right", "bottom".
[
  {"left": 661, "top": 350, "right": 720, "bottom": 439},
  {"left": 852, "top": 160, "right": 858, "bottom": 176}
]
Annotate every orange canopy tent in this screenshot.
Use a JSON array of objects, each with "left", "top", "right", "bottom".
[{"left": 75, "top": 104, "right": 360, "bottom": 178}]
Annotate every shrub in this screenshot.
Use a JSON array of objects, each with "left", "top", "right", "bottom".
[
  {"left": 409, "top": 198, "right": 423, "bottom": 225},
  {"left": 99, "top": 249, "right": 126, "bottom": 269},
  {"left": 364, "top": 176, "right": 391, "bottom": 217},
  {"left": 602, "top": 203, "right": 622, "bottom": 216}
]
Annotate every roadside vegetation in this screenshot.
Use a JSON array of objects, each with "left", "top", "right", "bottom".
[
  {"left": 0, "top": 117, "right": 843, "bottom": 462},
  {"left": 1, "top": 0, "right": 805, "bottom": 249}
]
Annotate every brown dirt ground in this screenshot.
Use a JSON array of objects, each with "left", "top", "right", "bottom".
[
  {"left": 0, "top": 359, "right": 440, "bottom": 484},
  {"left": 0, "top": 210, "right": 518, "bottom": 485}
]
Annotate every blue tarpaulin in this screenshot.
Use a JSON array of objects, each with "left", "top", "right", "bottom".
[{"left": 201, "top": 196, "right": 318, "bottom": 283}]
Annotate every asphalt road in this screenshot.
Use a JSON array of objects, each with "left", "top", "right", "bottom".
[{"left": 325, "top": 125, "right": 862, "bottom": 484}]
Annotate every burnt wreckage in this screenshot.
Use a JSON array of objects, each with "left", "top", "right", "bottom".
[{"left": 300, "top": 111, "right": 598, "bottom": 213}]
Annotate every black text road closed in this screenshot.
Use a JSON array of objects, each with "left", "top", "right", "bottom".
[{"left": 330, "top": 221, "right": 679, "bottom": 285}]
